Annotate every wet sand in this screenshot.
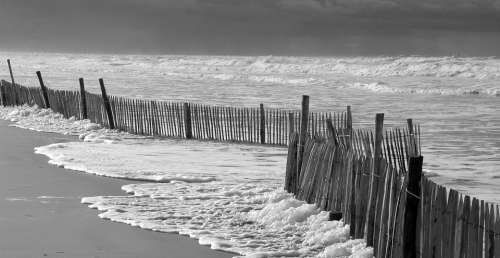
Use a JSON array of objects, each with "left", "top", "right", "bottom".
[{"left": 0, "top": 120, "right": 234, "bottom": 258}]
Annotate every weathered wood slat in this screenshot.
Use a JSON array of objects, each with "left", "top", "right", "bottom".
[
  {"left": 479, "top": 200, "right": 485, "bottom": 258},
  {"left": 486, "top": 203, "right": 494, "bottom": 258},
  {"left": 366, "top": 113, "right": 384, "bottom": 247},
  {"left": 492, "top": 204, "right": 497, "bottom": 258}
]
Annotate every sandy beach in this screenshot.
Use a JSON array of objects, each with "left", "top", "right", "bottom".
[{"left": 0, "top": 119, "right": 234, "bottom": 258}]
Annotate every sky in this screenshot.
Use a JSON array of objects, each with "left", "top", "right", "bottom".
[{"left": 0, "top": 0, "right": 499, "bottom": 56}]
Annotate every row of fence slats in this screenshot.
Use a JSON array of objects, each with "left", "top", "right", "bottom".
[
  {"left": 85, "top": 92, "right": 105, "bottom": 126},
  {"left": 420, "top": 175, "right": 500, "bottom": 258},
  {"left": 1, "top": 80, "right": 45, "bottom": 107},
  {"left": 108, "top": 98, "right": 186, "bottom": 138},
  {"left": 0, "top": 80, "right": 18, "bottom": 106},
  {"left": 1, "top": 82, "right": 349, "bottom": 146},
  {"left": 285, "top": 126, "right": 426, "bottom": 257},
  {"left": 45, "top": 89, "right": 80, "bottom": 119},
  {"left": 286, "top": 125, "right": 500, "bottom": 258}
]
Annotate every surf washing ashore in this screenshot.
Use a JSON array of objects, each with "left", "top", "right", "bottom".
[{"left": 0, "top": 52, "right": 499, "bottom": 257}]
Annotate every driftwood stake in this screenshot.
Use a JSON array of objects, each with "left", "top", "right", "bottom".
[
  {"left": 403, "top": 156, "right": 423, "bottom": 258},
  {"left": 79, "top": 78, "right": 88, "bottom": 119},
  {"left": 184, "top": 102, "right": 193, "bottom": 139},
  {"left": 36, "top": 71, "right": 50, "bottom": 109},
  {"left": 260, "top": 104, "right": 265, "bottom": 144},
  {"left": 98, "top": 78, "right": 115, "bottom": 129}
]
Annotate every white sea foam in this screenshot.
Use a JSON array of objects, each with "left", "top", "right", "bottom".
[
  {"left": 5, "top": 197, "right": 31, "bottom": 202},
  {"left": 0, "top": 104, "right": 102, "bottom": 135},
  {"left": 34, "top": 137, "right": 286, "bottom": 184},
  {"left": 0, "top": 105, "right": 149, "bottom": 143},
  {"left": 82, "top": 185, "right": 372, "bottom": 257}
]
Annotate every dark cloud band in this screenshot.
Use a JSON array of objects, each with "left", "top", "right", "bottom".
[{"left": 0, "top": 0, "right": 499, "bottom": 55}]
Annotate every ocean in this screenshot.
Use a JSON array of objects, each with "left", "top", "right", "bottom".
[{"left": 0, "top": 51, "right": 498, "bottom": 257}]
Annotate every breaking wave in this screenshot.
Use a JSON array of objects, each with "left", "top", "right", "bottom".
[{"left": 347, "top": 82, "right": 500, "bottom": 96}]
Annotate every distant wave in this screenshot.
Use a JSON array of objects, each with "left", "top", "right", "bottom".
[
  {"left": 2, "top": 51, "right": 500, "bottom": 80},
  {"left": 248, "top": 75, "right": 325, "bottom": 85},
  {"left": 326, "top": 56, "right": 500, "bottom": 79},
  {"left": 347, "top": 82, "right": 500, "bottom": 96},
  {"left": 152, "top": 55, "right": 500, "bottom": 80}
]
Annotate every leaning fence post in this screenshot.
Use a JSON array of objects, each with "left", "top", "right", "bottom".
[
  {"left": 79, "top": 78, "right": 88, "bottom": 120},
  {"left": 184, "top": 102, "right": 193, "bottom": 139},
  {"left": 36, "top": 71, "right": 50, "bottom": 109},
  {"left": 403, "top": 155, "right": 423, "bottom": 258},
  {"left": 260, "top": 104, "right": 265, "bottom": 144},
  {"left": 98, "top": 78, "right": 115, "bottom": 129},
  {"left": 7, "top": 59, "right": 18, "bottom": 105},
  {"left": 296, "top": 95, "right": 310, "bottom": 185},
  {"left": 366, "top": 113, "right": 384, "bottom": 247}
]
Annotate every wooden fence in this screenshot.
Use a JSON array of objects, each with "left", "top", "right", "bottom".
[
  {"left": 0, "top": 79, "right": 349, "bottom": 146},
  {"left": 419, "top": 175, "right": 500, "bottom": 258},
  {"left": 286, "top": 99, "right": 500, "bottom": 257}
]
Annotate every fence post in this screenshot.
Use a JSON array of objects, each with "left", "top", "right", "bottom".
[
  {"left": 79, "top": 78, "right": 88, "bottom": 120},
  {"left": 36, "top": 71, "right": 50, "bottom": 109},
  {"left": 366, "top": 113, "right": 384, "bottom": 247},
  {"left": 7, "top": 59, "right": 18, "bottom": 105},
  {"left": 296, "top": 95, "right": 310, "bottom": 185},
  {"left": 403, "top": 156, "right": 423, "bottom": 258},
  {"left": 184, "top": 102, "right": 193, "bottom": 139},
  {"left": 260, "top": 104, "right": 265, "bottom": 144},
  {"left": 407, "top": 118, "right": 417, "bottom": 157},
  {"left": 288, "top": 112, "right": 294, "bottom": 136},
  {"left": 98, "top": 78, "right": 115, "bottom": 129},
  {"left": 0, "top": 81, "right": 6, "bottom": 106}
]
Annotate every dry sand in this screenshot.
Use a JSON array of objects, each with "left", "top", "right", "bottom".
[{"left": 0, "top": 120, "right": 234, "bottom": 258}]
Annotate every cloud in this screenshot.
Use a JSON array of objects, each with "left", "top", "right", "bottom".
[
  {"left": 280, "top": 0, "right": 500, "bottom": 14},
  {"left": 0, "top": 0, "right": 499, "bottom": 55}
]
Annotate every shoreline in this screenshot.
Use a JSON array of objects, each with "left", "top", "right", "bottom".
[{"left": 0, "top": 120, "right": 234, "bottom": 258}]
